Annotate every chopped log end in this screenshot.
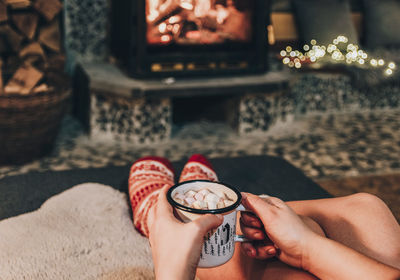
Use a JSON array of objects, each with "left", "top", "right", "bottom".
[
  {"left": 0, "top": 25, "right": 24, "bottom": 52},
  {"left": 32, "top": 83, "right": 49, "bottom": 93},
  {"left": 4, "top": 64, "right": 43, "bottom": 95},
  {"left": 12, "top": 12, "right": 39, "bottom": 39},
  {"left": 19, "top": 42, "right": 45, "bottom": 58},
  {"left": 39, "top": 19, "right": 61, "bottom": 52},
  {"left": 33, "top": 0, "right": 62, "bottom": 22}
]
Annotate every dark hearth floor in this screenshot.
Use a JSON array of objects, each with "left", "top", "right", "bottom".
[{"left": 0, "top": 109, "right": 399, "bottom": 219}]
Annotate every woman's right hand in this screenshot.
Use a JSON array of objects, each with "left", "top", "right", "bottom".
[{"left": 240, "top": 193, "right": 318, "bottom": 270}]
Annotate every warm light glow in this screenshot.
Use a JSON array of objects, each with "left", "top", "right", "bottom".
[
  {"left": 180, "top": 1, "right": 193, "bottom": 10},
  {"left": 161, "top": 35, "right": 171, "bottom": 42},
  {"left": 385, "top": 69, "right": 393, "bottom": 75},
  {"left": 169, "top": 16, "right": 181, "bottom": 24},
  {"left": 158, "top": 23, "right": 167, "bottom": 33},
  {"left": 279, "top": 35, "right": 396, "bottom": 77}
]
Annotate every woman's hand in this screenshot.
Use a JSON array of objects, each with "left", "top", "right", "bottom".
[
  {"left": 240, "top": 193, "right": 318, "bottom": 269},
  {"left": 148, "top": 185, "right": 223, "bottom": 280}
]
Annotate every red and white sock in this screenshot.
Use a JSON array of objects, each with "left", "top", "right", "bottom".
[
  {"left": 128, "top": 156, "right": 175, "bottom": 237},
  {"left": 179, "top": 154, "right": 218, "bottom": 183}
]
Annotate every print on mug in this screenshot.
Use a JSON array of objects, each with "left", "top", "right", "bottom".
[{"left": 167, "top": 180, "right": 247, "bottom": 267}]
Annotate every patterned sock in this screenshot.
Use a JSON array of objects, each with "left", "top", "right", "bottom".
[
  {"left": 128, "top": 156, "right": 175, "bottom": 237},
  {"left": 179, "top": 154, "right": 218, "bottom": 183}
]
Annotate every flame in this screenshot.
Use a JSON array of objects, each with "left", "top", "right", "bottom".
[{"left": 194, "top": 0, "right": 211, "bottom": 17}]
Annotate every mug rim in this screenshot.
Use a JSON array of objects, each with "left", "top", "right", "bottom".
[{"left": 167, "top": 179, "right": 242, "bottom": 214}]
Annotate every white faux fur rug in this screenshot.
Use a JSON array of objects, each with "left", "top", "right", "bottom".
[{"left": 0, "top": 183, "right": 155, "bottom": 280}]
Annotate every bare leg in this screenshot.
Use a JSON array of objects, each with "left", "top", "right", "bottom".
[
  {"left": 287, "top": 193, "right": 400, "bottom": 269},
  {"left": 196, "top": 213, "right": 323, "bottom": 280},
  {"left": 197, "top": 193, "right": 400, "bottom": 280}
]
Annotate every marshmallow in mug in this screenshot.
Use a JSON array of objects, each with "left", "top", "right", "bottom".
[{"left": 173, "top": 188, "right": 235, "bottom": 210}]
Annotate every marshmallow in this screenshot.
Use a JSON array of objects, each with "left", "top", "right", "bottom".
[
  {"left": 198, "top": 189, "right": 210, "bottom": 196},
  {"left": 185, "top": 190, "right": 197, "bottom": 198},
  {"left": 205, "top": 193, "right": 219, "bottom": 203},
  {"left": 173, "top": 187, "right": 235, "bottom": 210},
  {"left": 207, "top": 201, "right": 217, "bottom": 210},
  {"left": 184, "top": 197, "right": 195, "bottom": 206},
  {"left": 194, "top": 192, "right": 204, "bottom": 201}
]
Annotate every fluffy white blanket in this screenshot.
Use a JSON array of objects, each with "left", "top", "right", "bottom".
[{"left": 0, "top": 183, "right": 155, "bottom": 280}]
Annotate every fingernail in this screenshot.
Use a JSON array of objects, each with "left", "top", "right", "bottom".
[
  {"left": 267, "top": 248, "right": 275, "bottom": 255},
  {"left": 241, "top": 192, "right": 248, "bottom": 200},
  {"left": 215, "top": 214, "right": 223, "bottom": 220}
]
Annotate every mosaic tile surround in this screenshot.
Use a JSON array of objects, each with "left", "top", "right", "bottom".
[
  {"left": 90, "top": 93, "right": 171, "bottom": 144},
  {"left": 84, "top": 70, "right": 400, "bottom": 141}
]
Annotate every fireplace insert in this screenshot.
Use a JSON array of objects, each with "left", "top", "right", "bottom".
[{"left": 111, "top": 0, "right": 270, "bottom": 78}]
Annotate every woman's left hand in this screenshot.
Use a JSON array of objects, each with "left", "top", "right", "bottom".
[{"left": 148, "top": 185, "right": 223, "bottom": 280}]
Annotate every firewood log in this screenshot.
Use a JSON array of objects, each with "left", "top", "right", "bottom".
[
  {"left": 0, "top": 1, "right": 7, "bottom": 22},
  {"left": 5, "top": 0, "right": 31, "bottom": 9},
  {"left": 32, "top": 83, "right": 49, "bottom": 93},
  {"left": 19, "top": 42, "right": 45, "bottom": 58},
  {"left": 0, "top": 25, "right": 23, "bottom": 51},
  {"left": 12, "top": 12, "right": 38, "bottom": 39},
  {"left": 38, "top": 19, "right": 61, "bottom": 52},
  {"left": 33, "top": 0, "right": 62, "bottom": 22},
  {"left": 4, "top": 64, "right": 43, "bottom": 94}
]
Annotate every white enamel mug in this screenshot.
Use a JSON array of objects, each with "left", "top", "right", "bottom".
[{"left": 167, "top": 180, "right": 248, "bottom": 268}]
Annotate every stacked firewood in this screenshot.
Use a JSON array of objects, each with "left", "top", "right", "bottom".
[{"left": 0, "top": 0, "right": 64, "bottom": 95}]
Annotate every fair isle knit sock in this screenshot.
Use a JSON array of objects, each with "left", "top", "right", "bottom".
[
  {"left": 179, "top": 154, "right": 218, "bottom": 183},
  {"left": 128, "top": 156, "right": 175, "bottom": 237}
]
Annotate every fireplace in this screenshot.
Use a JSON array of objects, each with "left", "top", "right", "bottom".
[{"left": 111, "top": 0, "right": 270, "bottom": 77}]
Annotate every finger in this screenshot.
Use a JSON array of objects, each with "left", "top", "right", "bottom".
[
  {"left": 192, "top": 214, "right": 224, "bottom": 235},
  {"left": 155, "top": 184, "right": 175, "bottom": 218},
  {"left": 253, "top": 242, "right": 277, "bottom": 259},
  {"left": 241, "top": 242, "right": 256, "bottom": 257},
  {"left": 241, "top": 241, "right": 277, "bottom": 260},
  {"left": 240, "top": 212, "right": 263, "bottom": 228},
  {"left": 241, "top": 192, "right": 284, "bottom": 225},
  {"left": 240, "top": 218, "right": 266, "bottom": 240}
]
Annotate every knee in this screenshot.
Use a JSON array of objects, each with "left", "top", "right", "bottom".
[{"left": 345, "top": 192, "right": 388, "bottom": 211}]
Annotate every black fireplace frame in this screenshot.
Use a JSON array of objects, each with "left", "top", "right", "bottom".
[{"left": 111, "top": 0, "right": 271, "bottom": 78}]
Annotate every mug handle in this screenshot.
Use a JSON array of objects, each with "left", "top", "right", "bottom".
[{"left": 234, "top": 204, "right": 250, "bottom": 242}]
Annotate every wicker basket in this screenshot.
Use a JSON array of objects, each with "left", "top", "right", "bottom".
[{"left": 0, "top": 86, "right": 71, "bottom": 165}]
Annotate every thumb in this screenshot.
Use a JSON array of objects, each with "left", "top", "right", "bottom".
[
  {"left": 241, "top": 192, "right": 276, "bottom": 224},
  {"left": 193, "top": 214, "right": 224, "bottom": 234}
]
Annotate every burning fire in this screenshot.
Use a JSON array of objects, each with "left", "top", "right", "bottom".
[{"left": 146, "top": 0, "right": 253, "bottom": 45}]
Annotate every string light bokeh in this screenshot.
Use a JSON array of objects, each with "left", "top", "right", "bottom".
[{"left": 280, "top": 35, "right": 396, "bottom": 76}]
